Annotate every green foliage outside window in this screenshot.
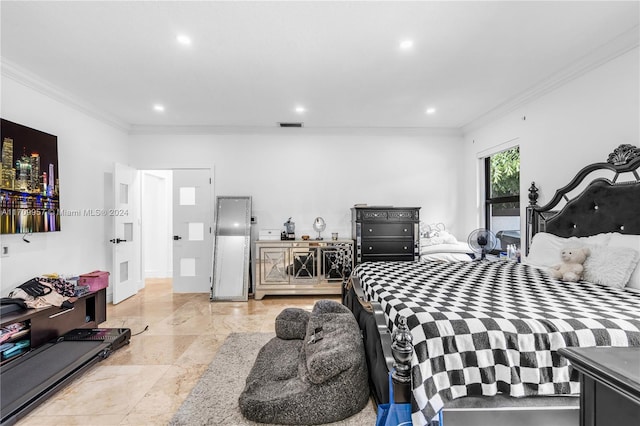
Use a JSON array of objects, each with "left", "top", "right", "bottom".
[{"left": 490, "top": 146, "right": 520, "bottom": 197}]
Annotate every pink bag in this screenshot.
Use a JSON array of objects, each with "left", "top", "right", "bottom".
[{"left": 78, "top": 271, "right": 110, "bottom": 291}]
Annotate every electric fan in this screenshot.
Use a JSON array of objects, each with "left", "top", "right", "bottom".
[{"left": 467, "top": 228, "right": 497, "bottom": 260}]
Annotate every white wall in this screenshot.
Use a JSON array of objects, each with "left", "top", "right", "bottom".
[
  {"left": 129, "top": 130, "right": 464, "bottom": 240},
  {"left": 141, "top": 170, "right": 173, "bottom": 278},
  {"left": 0, "top": 77, "right": 130, "bottom": 295},
  {"left": 3, "top": 46, "right": 636, "bottom": 296},
  {"left": 460, "top": 47, "right": 640, "bottom": 240}
]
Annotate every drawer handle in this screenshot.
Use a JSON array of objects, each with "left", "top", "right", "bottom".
[
  {"left": 49, "top": 307, "right": 75, "bottom": 319},
  {"left": 403, "top": 246, "right": 408, "bottom": 250},
  {"left": 368, "top": 229, "right": 373, "bottom": 232},
  {"left": 403, "top": 228, "right": 408, "bottom": 232},
  {"left": 368, "top": 247, "right": 373, "bottom": 250}
]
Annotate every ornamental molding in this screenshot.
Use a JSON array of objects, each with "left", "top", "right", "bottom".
[{"left": 607, "top": 144, "right": 640, "bottom": 166}]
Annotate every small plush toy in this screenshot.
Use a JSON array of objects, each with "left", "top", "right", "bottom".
[{"left": 549, "top": 247, "right": 591, "bottom": 282}]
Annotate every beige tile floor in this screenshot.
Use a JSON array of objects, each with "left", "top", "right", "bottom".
[{"left": 18, "top": 279, "right": 340, "bottom": 425}]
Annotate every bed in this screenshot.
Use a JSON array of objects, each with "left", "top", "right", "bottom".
[
  {"left": 418, "top": 223, "right": 475, "bottom": 263},
  {"left": 343, "top": 144, "right": 640, "bottom": 426}
]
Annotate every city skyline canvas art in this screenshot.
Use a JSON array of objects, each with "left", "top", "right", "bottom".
[{"left": 1, "top": 119, "right": 60, "bottom": 234}]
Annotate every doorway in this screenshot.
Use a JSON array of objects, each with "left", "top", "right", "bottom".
[
  {"left": 141, "top": 170, "right": 173, "bottom": 279},
  {"left": 140, "top": 169, "right": 213, "bottom": 293}
]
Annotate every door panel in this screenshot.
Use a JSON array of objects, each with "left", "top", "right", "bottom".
[
  {"left": 172, "top": 169, "right": 212, "bottom": 293},
  {"left": 112, "top": 163, "right": 140, "bottom": 304},
  {"left": 260, "top": 247, "right": 288, "bottom": 284}
]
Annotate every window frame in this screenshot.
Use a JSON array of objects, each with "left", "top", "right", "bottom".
[{"left": 483, "top": 147, "right": 520, "bottom": 253}]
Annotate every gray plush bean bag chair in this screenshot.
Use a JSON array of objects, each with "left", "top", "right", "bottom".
[{"left": 239, "top": 300, "right": 370, "bottom": 425}]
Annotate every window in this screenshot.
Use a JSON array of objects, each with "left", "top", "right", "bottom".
[{"left": 484, "top": 146, "right": 520, "bottom": 252}]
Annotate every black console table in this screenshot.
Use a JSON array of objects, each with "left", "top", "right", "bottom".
[
  {"left": 0, "top": 289, "right": 107, "bottom": 364},
  {"left": 559, "top": 346, "right": 640, "bottom": 426}
]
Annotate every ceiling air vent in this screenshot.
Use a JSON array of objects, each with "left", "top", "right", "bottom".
[{"left": 278, "top": 122, "right": 304, "bottom": 128}]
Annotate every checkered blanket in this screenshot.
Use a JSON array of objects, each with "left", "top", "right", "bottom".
[{"left": 355, "top": 260, "right": 640, "bottom": 425}]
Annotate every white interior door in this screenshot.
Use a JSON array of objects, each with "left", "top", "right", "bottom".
[
  {"left": 111, "top": 163, "right": 141, "bottom": 304},
  {"left": 172, "top": 169, "right": 213, "bottom": 293}
]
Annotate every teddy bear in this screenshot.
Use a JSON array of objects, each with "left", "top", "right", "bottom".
[{"left": 549, "top": 247, "right": 591, "bottom": 282}]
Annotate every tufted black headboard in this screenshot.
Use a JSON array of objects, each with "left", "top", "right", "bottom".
[{"left": 526, "top": 144, "right": 640, "bottom": 253}]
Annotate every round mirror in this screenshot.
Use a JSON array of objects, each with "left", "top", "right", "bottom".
[{"left": 313, "top": 217, "right": 326, "bottom": 240}]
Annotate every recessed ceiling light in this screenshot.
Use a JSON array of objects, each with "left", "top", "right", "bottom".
[
  {"left": 295, "top": 106, "right": 306, "bottom": 113},
  {"left": 176, "top": 34, "right": 192, "bottom": 46},
  {"left": 153, "top": 104, "right": 165, "bottom": 112},
  {"left": 426, "top": 108, "right": 436, "bottom": 115},
  {"left": 400, "top": 39, "right": 414, "bottom": 50}
]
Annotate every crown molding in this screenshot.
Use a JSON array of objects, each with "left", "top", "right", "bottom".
[
  {"left": 462, "top": 25, "right": 640, "bottom": 135},
  {"left": 1, "top": 58, "right": 131, "bottom": 133},
  {"left": 128, "top": 124, "right": 463, "bottom": 138}
]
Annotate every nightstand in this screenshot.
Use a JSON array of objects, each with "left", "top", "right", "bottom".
[{"left": 558, "top": 346, "right": 640, "bottom": 426}]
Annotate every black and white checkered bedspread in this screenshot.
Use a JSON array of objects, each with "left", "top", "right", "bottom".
[{"left": 355, "top": 260, "right": 640, "bottom": 425}]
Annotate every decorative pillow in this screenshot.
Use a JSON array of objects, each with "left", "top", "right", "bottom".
[
  {"left": 420, "top": 231, "right": 458, "bottom": 247},
  {"left": 275, "top": 308, "right": 310, "bottom": 340},
  {"left": 304, "top": 314, "right": 361, "bottom": 384},
  {"left": 607, "top": 233, "right": 640, "bottom": 289},
  {"left": 311, "top": 299, "right": 352, "bottom": 315},
  {"left": 525, "top": 232, "right": 612, "bottom": 268},
  {"left": 419, "top": 221, "right": 430, "bottom": 238},
  {"left": 583, "top": 244, "right": 640, "bottom": 289},
  {"left": 419, "top": 222, "right": 449, "bottom": 239}
]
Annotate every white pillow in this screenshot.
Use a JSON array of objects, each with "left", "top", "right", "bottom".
[
  {"left": 583, "top": 244, "right": 640, "bottom": 289},
  {"left": 420, "top": 231, "right": 457, "bottom": 247},
  {"left": 607, "top": 233, "right": 640, "bottom": 289},
  {"left": 421, "top": 252, "right": 473, "bottom": 263},
  {"left": 525, "top": 232, "right": 612, "bottom": 268},
  {"left": 420, "top": 242, "right": 470, "bottom": 255}
]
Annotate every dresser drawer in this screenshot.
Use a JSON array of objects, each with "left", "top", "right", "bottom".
[
  {"left": 360, "top": 240, "right": 414, "bottom": 255},
  {"left": 361, "top": 223, "right": 413, "bottom": 238},
  {"left": 357, "top": 209, "right": 419, "bottom": 222},
  {"left": 362, "top": 254, "right": 414, "bottom": 262},
  {"left": 30, "top": 305, "right": 88, "bottom": 347}
]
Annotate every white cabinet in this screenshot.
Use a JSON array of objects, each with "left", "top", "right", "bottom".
[{"left": 254, "top": 240, "right": 353, "bottom": 300}]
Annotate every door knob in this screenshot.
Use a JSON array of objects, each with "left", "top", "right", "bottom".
[
  {"left": 173, "top": 235, "right": 182, "bottom": 241},
  {"left": 109, "top": 238, "right": 127, "bottom": 244}
]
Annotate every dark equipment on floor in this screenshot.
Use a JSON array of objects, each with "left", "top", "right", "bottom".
[{"left": 0, "top": 328, "right": 131, "bottom": 426}]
